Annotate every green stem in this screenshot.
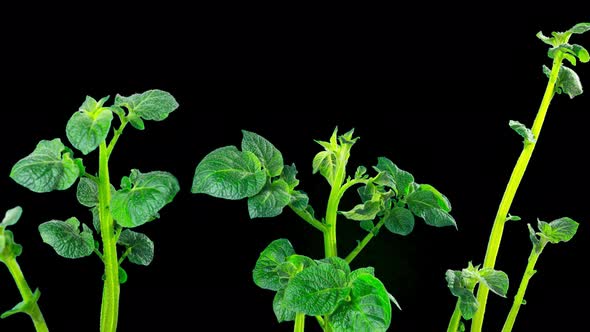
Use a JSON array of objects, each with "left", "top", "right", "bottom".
[
  {"left": 289, "top": 205, "right": 327, "bottom": 233},
  {"left": 99, "top": 142, "right": 120, "bottom": 332},
  {"left": 447, "top": 300, "right": 462, "bottom": 332},
  {"left": 118, "top": 248, "right": 131, "bottom": 265},
  {"left": 471, "top": 55, "right": 563, "bottom": 332},
  {"left": 501, "top": 243, "right": 544, "bottom": 332},
  {"left": 345, "top": 217, "right": 386, "bottom": 264},
  {"left": 294, "top": 313, "right": 305, "bottom": 332},
  {"left": 4, "top": 257, "right": 49, "bottom": 332},
  {"left": 337, "top": 178, "right": 368, "bottom": 200},
  {"left": 106, "top": 118, "right": 128, "bottom": 158},
  {"left": 323, "top": 146, "right": 351, "bottom": 258}
]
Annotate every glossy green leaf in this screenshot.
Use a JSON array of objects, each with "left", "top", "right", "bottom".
[
  {"left": 384, "top": 207, "right": 415, "bottom": 236},
  {"left": 374, "top": 157, "right": 414, "bottom": 196},
  {"left": 509, "top": 120, "right": 536, "bottom": 144},
  {"left": 418, "top": 184, "right": 452, "bottom": 212},
  {"left": 329, "top": 273, "right": 392, "bottom": 332},
  {"left": 118, "top": 266, "right": 128, "bottom": 284},
  {"left": 572, "top": 44, "right": 589, "bottom": 63},
  {"left": 10, "top": 139, "right": 81, "bottom": 193},
  {"left": 273, "top": 289, "right": 296, "bottom": 323},
  {"left": 281, "top": 163, "right": 300, "bottom": 190},
  {"left": 284, "top": 263, "right": 349, "bottom": 316},
  {"left": 118, "top": 229, "right": 154, "bottom": 266},
  {"left": 313, "top": 150, "right": 336, "bottom": 185},
  {"left": 247, "top": 179, "right": 291, "bottom": 218},
  {"left": 114, "top": 89, "right": 179, "bottom": 121},
  {"left": 38, "top": 217, "right": 94, "bottom": 259},
  {"left": 127, "top": 112, "right": 145, "bottom": 130},
  {"left": 241, "top": 130, "right": 284, "bottom": 177},
  {"left": 407, "top": 190, "right": 456, "bottom": 228},
  {"left": 66, "top": 96, "right": 113, "bottom": 154},
  {"left": 111, "top": 170, "right": 179, "bottom": 228},
  {"left": 253, "top": 239, "right": 295, "bottom": 291},
  {"left": 478, "top": 268, "right": 509, "bottom": 297},
  {"left": 192, "top": 146, "right": 266, "bottom": 199},
  {"left": 539, "top": 217, "right": 579, "bottom": 244},
  {"left": 1, "top": 206, "right": 23, "bottom": 228},
  {"left": 340, "top": 201, "right": 381, "bottom": 221}
]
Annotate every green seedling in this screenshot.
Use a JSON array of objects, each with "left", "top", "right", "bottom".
[
  {"left": 9, "top": 90, "right": 180, "bottom": 332},
  {"left": 0, "top": 207, "right": 48, "bottom": 331},
  {"left": 192, "top": 128, "right": 456, "bottom": 331},
  {"left": 446, "top": 22, "right": 588, "bottom": 332}
]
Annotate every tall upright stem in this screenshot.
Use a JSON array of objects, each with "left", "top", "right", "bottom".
[
  {"left": 471, "top": 55, "right": 563, "bottom": 331},
  {"left": 4, "top": 257, "right": 49, "bottom": 332},
  {"left": 294, "top": 312, "right": 305, "bottom": 332},
  {"left": 99, "top": 142, "right": 120, "bottom": 332},
  {"left": 323, "top": 145, "right": 350, "bottom": 258},
  {"left": 447, "top": 300, "right": 462, "bottom": 332}
]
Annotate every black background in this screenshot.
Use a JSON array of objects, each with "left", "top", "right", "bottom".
[{"left": 1, "top": 9, "right": 589, "bottom": 332}]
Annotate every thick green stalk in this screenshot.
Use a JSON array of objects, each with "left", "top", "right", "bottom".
[
  {"left": 4, "top": 257, "right": 49, "bottom": 332},
  {"left": 447, "top": 300, "right": 462, "bottom": 332},
  {"left": 501, "top": 244, "right": 544, "bottom": 332},
  {"left": 471, "top": 55, "right": 563, "bottom": 331},
  {"left": 323, "top": 146, "right": 350, "bottom": 258},
  {"left": 99, "top": 142, "right": 120, "bottom": 332},
  {"left": 294, "top": 313, "right": 305, "bottom": 332}
]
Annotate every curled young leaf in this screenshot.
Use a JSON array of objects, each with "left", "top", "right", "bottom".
[
  {"left": 10, "top": 139, "right": 82, "bottom": 193},
  {"left": 114, "top": 89, "right": 179, "bottom": 121},
  {"left": 192, "top": 146, "right": 267, "bottom": 200},
  {"left": 538, "top": 217, "right": 579, "bottom": 244},
  {"left": 340, "top": 201, "right": 381, "bottom": 221},
  {"left": 374, "top": 157, "right": 414, "bottom": 196},
  {"left": 509, "top": 120, "right": 536, "bottom": 144},
  {"left": 66, "top": 96, "right": 113, "bottom": 155},
  {"left": 1, "top": 206, "right": 23, "bottom": 228},
  {"left": 118, "top": 229, "right": 155, "bottom": 266}
]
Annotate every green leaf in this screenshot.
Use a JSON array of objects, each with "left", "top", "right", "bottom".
[
  {"left": 127, "top": 112, "right": 145, "bottom": 130},
  {"left": 0, "top": 288, "right": 41, "bottom": 319},
  {"left": 318, "top": 257, "right": 351, "bottom": 275},
  {"left": 38, "top": 217, "right": 94, "bottom": 259},
  {"left": 253, "top": 239, "right": 295, "bottom": 291},
  {"left": 572, "top": 44, "right": 589, "bottom": 63},
  {"left": 10, "top": 138, "right": 81, "bottom": 193},
  {"left": 192, "top": 146, "right": 267, "bottom": 199},
  {"left": 91, "top": 207, "right": 100, "bottom": 233},
  {"left": 348, "top": 267, "right": 375, "bottom": 282},
  {"left": 76, "top": 178, "right": 98, "bottom": 207},
  {"left": 478, "top": 268, "right": 509, "bottom": 297},
  {"left": 281, "top": 164, "right": 300, "bottom": 190},
  {"left": 568, "top": 22, "right": 590, "bottom": 34},
  {"left": 458, "top": 290, "right": 478, "bottom": 320},
  {"left": 360, "top": 220, "right": 375, "bottom": 232},
  {"left": 273, "top": 289, "right": 296, "bottom": 323},
  {"left": 1, "top": 207, "right": 23, "bottom": 228},
  {"left": 509, "top": 120, "right": 536, "bottom": 144},
  {"left": 357, "top": 182, "right": 377, "bottom": 203},
  {"left": 556, "top": 65, "right": 583, "bottom": 98},
  {"left": 111, "top": 170, "right": 179, "bottom": 228},
  {"left": 313, "top": 150, "right": 336, "bottom": 185},
  {"left": 241, "top": 130, "right": 284, "bottom": 177},
  {"left": 374, "top": 157, "right": 414, "bottom": 196},
  {"left": 506, "top": 214, "right": 521, "bottom": 222},
  {"left": 119, "top": 266, "right": 128, "bottom": 284},
  {"left": 118, "top": 229, "right": 154, "bottom": 266},
  {"left": 539, "top": 217, "right": 579, "bottom": 244},
  {"left": 384, "top": 207, "right": 415, "bottom": 236},
  {"left": 446, "top": 269, "right": 480, "bottom": 320},
  {"left": 418, "top": 184, "right": 452, "bottom": 212},
  {"left": 536, "top": 31, "right": 555, "bottom": 46},
  {"left": 528, "top": 224, "right": 542, "bottom": 253},
  {"left": 0, "top": 229, "right": 22, "bottom": 258},
  {"left": 289, "top": 190, "right": 309, "bottom": 210},
  {"left": 355, "top": 166, "right": 367, "bottom": 179},
  {"left": 340, "top": 201, "right": 381, "bottom": 221},
  {"left": 284, "top": 263, "right": 349, "bottom": 316},
  {"left": 329, "top": 274, "right": 392, "bottom": 332},
  {"left": 66, "top": 97, "right": 113, "bottom": 154},
  {"left": 407, "top": 190, "right": 456, "bottom": 228},
  {"left": 114, "top": 89, "right": 179, "bottom": 121},
  {"left": 247, "top": 179, "right": 291, "bottom": 218}
]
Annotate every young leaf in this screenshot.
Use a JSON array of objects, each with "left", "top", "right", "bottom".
[
  {"left": 284, "top": 263, "right": 350, "bottom": 316},
  {"left": 318, "top": 256, "right": 351, "bottom": 275},
  {"left": 329, "top": 273, "right": 392, "bottom": 332},
  {"left": 76, "top": 178, "right": 99, "bottom": 207},
  {"left": 281, "top": 164, "right": 300, "bottom": 190},
  {"left": 1, "top": 206, "right": 23, "bottom": 228},
  {"left": 117, "top": 229, "right": 154, "bottom": 266},
  {"left": 539, "top": 217, "right": 579, "bottom": 244},
  {"left": 528, "top": 224, "right": 542, "bottom": 253},
  {"left": 478, "top": 268, "right": 509, "bottom": 297},
  {"left": 111, "top": 170, "right": 180, "bottom": 228},
  {"left": 572, "top": 44, "right": 590, "bottom": 63},
  {"left": 0, "top": 229, "right": 23, "bottom": 258},
  {"left": 114, "top": 89, "right": 179, "bottom": 121},
  {"left": 506, "top": 214, "right": 521, "bottom": 222},
  {"left": 418, "top": 184, "right": 452, "bottom": 212},
  {"left": 568, "top": 22, "right": 590, "bottom": 34},
  {"left": 340, "top": 201, "right": 381, "bottom": 221},
  {"left": 383, "top": 207, "right": 415, "bottom": 236},
  {"left": 118, "top": 266, "right": 128, "bottom": 284},
  {"left": 509, "top": 120, "right": 536, "bottom": 144},
  {"left": 247, "top": 179, "right": 291, "bottom": 218},
  {"left": 38, "top": 217, "right": 94, "bottom": 259},
  {"left": 10, "top": 138, "right": 81, "bottom": 193},
  {"left": 348, "top": 267, "right": 375, "bottom": 282},
  {"left": 313, "top": 150, "right": 336, "bottom": 185},
  {"left": 457, "top": 290, "right": 478, "bottom": 320},
  {"left": 289, "top": 190, "right": 309, "bottom": 210},
  {"left": 357, "top": 182, "right": 377, "bottom": 203},
  {"left": 192, "top": 146, "right": 266, "bottom": 199},
  {"left": 66, "top": 97, "right": 113, "bottom": 155},
  {"left": 253, "top": 239, "right": 296, "bottom": 291},
  {"left": 374, "top": 157, "right": 414, "bottom": 196},
  {"left": 553, "top": 65, "right": 583, "bottom": 98},
  {"left": 273, "top": 289, "right": 296, "bottom": 323},
  {"left": 355, "top": 166, "right": 367, "bottom": 179},
  {"left": 127, "top": 112, "right": 145, "bottom": 130},
  {"left": 407, "top": 190, "right": 456, "bottom": 228},
  {"left": 360, "top": 220, "right": 375, "bottom": 232},
  {"left": 241, "top": 130, "right": 284, "bottom": 177}
]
